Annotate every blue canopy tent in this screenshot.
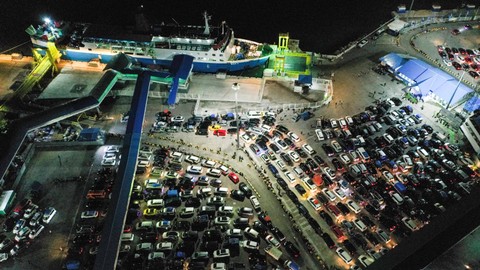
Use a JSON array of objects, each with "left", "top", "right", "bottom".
[
  {"left": 379, "top": 53, "right": 410, "bottom": 72},
  {"left": 78, "top": 128, "right": 103, "bottom": 141}
]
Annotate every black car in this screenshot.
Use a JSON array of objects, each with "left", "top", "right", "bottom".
[
  {"left": 365, "top": 231, "right": 380, "bottom": 246},
  {"left": 343, "top": 239, "right": 357, "bottom": 255},
  {"left": 390, "top": 97, "right": 402, "bottom": 106},
  {"left": 332, "top": 158, "right": 345, "bottom": 172},
  {"left": 239, "top": 182, "right": 253, "bottom": 198},
  {"left": 351, "top": 233, "right": 368, "bottom": 248},
  {"left": 296, "top": 203, "right": 309, "bottom": 217},
  {"left": 276, "top": 177, "right": 288, "bottom": 190},
  {"left": 253, "top": 221, "right": 268, "bottom": 237},
  {"left": 360, "top": 215, "right": 376, "bottom": 228},
  {"left": 322, "top": 143, "right": 335, "bottom": 157},
  {"left": 306, "top": 158, "right": 320, "bottom": 172},
  {"left": 270, "top": 227, "right": 286, "bottom": 242},
  {"left": 336, "top": 202, "right": 350, "bottom": 215},
  {"left": 294, "top": 184, "right": 307, "bottom": 197},
  {"left": 276, "top": 125, "right": 289, "bottom": 134},
  {"left": 280, "top": 153, "right": 293, "bottom": 166},
  {"left": 306, "top": 216, "right": 323, "bottom": 235},
  {"left": 2, "top": 217, "right": 16, "bottom": 232},
  {"left": 295, "top": 147, "right": 308, "bottom": 158},
  {"left": 284, "top": 138, "right": 295, "bottom": 148},
  {"left": 185, "top": 197, "right": 201, "bottom": 208},
  {"left": 313, "top": 155, "right": 326, "bottom": 166},
  {"left": 299, "top": 162, "right": 311, "bottom": 175},
  {"left": 286, "top": 189, "right": 299, "bottom": 204},
  {"left": 269, "top": 143, "right": 280, "bottom": 153},
  {"left": 231, "top": 190, "right": 245, "bottom": 201},
  {"left": 321, "top": 233, "right": 336, "bottom": 249},
  {"left": 284, "top": 241, "right": 300, "bottom": 258},
  {"left": 319, "top": 211, "right": 334, "bottom": 226}
]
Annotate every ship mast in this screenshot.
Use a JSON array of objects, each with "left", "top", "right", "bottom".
[{"left": 202, "top": 11, "right": 211, "bottom": 36}]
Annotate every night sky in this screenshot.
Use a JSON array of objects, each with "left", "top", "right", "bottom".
[{"left": 0, "top": 0, "right": 469, "bottom": 53}]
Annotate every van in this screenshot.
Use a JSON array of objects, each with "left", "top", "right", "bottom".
[
  {"left": 146, "top": 199, "right": 164, "bottom": 208},
  {"left": 135, "top": 221, "right": 154, "bottom": 231},
  {"left": 214, "top": 187, "right": 229, "bottom": 197},
  {"left": 187, "top": 165, "right": 203, "bottom": 174},
  {"left": 121, "top": 233, "right": 135, "bottom": 242},
  {"left": 86, "top": 190, "right": 107, "bottom": 200},
  {"left": 247, "top": 111, "right": 262, "bottom": 119},
  {"left": 207, "top": 168, "right": 222, "bottom": 177},
  {"left": 250, "top": 196, "right": 261, "bottom": 212},
  {"left": 244, "top": 227, "right": 259, "bottom": 239}
]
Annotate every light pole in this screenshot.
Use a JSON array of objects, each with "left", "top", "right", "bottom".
[
  {"left": 232, "top": 82, "right": 240, "bottom": 149},
  {"left": 407, "top": 0, "right": 415, "bottom": 22},
  {"left": 446, "top": 69, "right": 467, "bottom": 110}
]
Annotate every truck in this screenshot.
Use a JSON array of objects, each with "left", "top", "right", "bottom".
[
  {"left": 144, "top": 179, "right": 162, "bottom": 190},
  {"left": 265, "top": 245, "right": 283, "bottom": 261},
  {"left": 0, "top": 190, "right": 16, "bottom": 216}
]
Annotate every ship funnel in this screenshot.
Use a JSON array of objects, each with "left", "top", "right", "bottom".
[{"left": 202, "top": 11, "right": 211, "bottom": 36}]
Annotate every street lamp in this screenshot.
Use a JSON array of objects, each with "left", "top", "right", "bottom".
[
  {"left": 232, "top": 82, "right": 240, "bottom": 149},
  {"left": 446, "top": 68, "right": 467, "bottom": 110}
]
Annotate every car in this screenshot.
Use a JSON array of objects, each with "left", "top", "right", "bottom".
[
  {"left": 207, "top": 196, "right": 225, "bottom": 206},
  {"left": 288, "top": 151, "right": 300, "bottom": 162},
  {"left": 241, "top": 133, "right": 252, "bottom": 143},
  {"left": 321, "top": 232, "right": 336, "bottom": 249},
  {"left": 322, "top": 143, "right": 335, "bottom": 157},
  {"left": 331, "top": 140, "right": 343, "bottom": 153},
  {"left": 284, "top": 241, "right": 300, "bottom": 258},
  {"left": 308, "top": 197, "right": 322, "bottom": 210},
  {"left": 13, "top": 219, "right": 26, "bottom": 235},
  {"left": 143, "top": 208, "right": 159, "bottom": 218},
  {"left": 29, "top": 212, "right": 43, "bottom": 227},
  {"left": 240, "top": 240, "right": 260, "bottom": 250},
  {"left": 185, "top": 155, "right": 200, "bottom": 164},
  {"left": 358, "top": 255, "right": 374, "bottom": 267},
  {"left": 226, "top": 228, "right": 242, "bottom": 238},
  {"left": 239, "top": 182, "right": 253, "bottom": 198},
  {"left": 402, "top": 217, "right": 418, "bottom": 231},
  {"left": 23, "top": 204, "right": 38, "bottom": 219},
  {"left": 287, "top": 132, "right": 301, "bottom": 142},
  {"left": 231, "top": 190, "right": 245, "bottom": 201},
  {"left": 162, "top": 231, "right": 180, "bottom": 241},
  {"left": 336, "top": 247, "right": 352, "bottom": 264},
  {"left": 14, "top": 226, "right": 31, "bottom": 242},
  {"left": 40, "top": 207, "right": 56, "bottom": 224},
  {"left": 227, "top": 172, "right": 240, "bottom": 184},
  {"left": 171, "top": 116, "right": 185, "bottom": 122},
  {"left": 214, "top": 216, "right": 230, "bottom": 225},
  {"left": 294, "top": 184, "right": 307, "bottom": 196},
  {"left": 319, "top": 211, "right": 334, "bottom": 226},
  {"left": 357, "top": 39, "right": 368, "bottom": 48},
  {"left": 213, "top": 248, "right": 230, "bottom": 258},
  {"left": 265, "top": 234, "right": 281, "bottom": 247}
]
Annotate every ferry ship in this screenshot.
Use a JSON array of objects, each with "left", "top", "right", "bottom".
[{"left": 25, "top": 9, "right": 273, "bottom": 73}]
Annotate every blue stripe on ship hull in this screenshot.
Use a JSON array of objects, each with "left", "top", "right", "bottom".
[{"left": 60, "top": 50, "right": 268, "bottom": 73}]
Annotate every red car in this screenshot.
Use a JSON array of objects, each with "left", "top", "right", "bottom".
[
  {"left": 123, "top": 225, "right": 133, "bottom": 233},
  {"left": 228, "top": 172, "right": 240, "bottom": 184}
]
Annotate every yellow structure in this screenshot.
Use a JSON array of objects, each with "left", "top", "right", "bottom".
[
  {"left": 0, "top": 42, "right": 61, "bottom": 112},
  {"left": 278, "top": 33, "right": 289, "bottom": 52}
]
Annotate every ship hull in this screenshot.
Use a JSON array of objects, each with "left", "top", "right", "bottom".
[{"left": 61, "top": 48, "right": 269, "bottom": 73}]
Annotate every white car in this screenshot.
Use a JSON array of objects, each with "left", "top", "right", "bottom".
[
  {"left": 101, "top": 158, "right": 116, "bottom": 166},
  {"left": 331, "top": 140, "right": 343, "bottom": 153},
  {"left": 443, "top": 59, "right": 452, "bottom": 66},
  {"left": 308, "top": 197, "right": 322, "bottom": 210},
  {"left": 345, "top": 116, "right": 354, "bottom": 126},
  {"left": 29, "top": 212, "right": 43, "bottom": 227},
  {"left": 265, "top": 234, "right": 281, "bottom": 248},
  {"left": 103, "top": 152, "right": 117, "bottom": 159},
  {"left": 155, "top": 242, "right": 174, "bottom": 251},
  {"left": 43, "top": 207, "right": 57, "bottom": 224},
  {"left": 201, "top": 159, "right": 217, "bottom": 168},
  {"left": 288, "top": 151, "right": 300, "bottom": 162},
  {"left": 241, "top": 133, "right": 252, "bottom": 143},
  {"left": 171, "top": 116, "right": 185, "bottom": 122},
  {"left": 23, "top": 204, "right": 38, "bottom": 219},
  {"left": 322, "top": 188, "right": 337, "bottom": 201},
  {"left": 339, "top": 153, "right": 351, "bottom": 165},
  {"left": 240, "top": 240, "right": 259, "bottom": 250},
  {"left": 357, "top": 39, "right": 368, "bottom": 48},
  {"left": 287, "top": 132, "right": 300, "bottom": 142},
  {"left": 323, "top": 167, "right": 336, "bottom": 180},
  {"left": 214, "top": 216, "right": 230, "bottom": 225},
  {"left": 28, "top": 224, "right": 45, "bottom": 239},
  {"left": 402, "top": 217, "right": 418, "bottom": 231},
  {"left": 338, "top": 118, "right": 348, "bottom": 128},
  {"left": 336, "top": 247, "right": 352, "bottom": 263},
  {"left": 211, "top": 262, "right": 227, "bottom": 270},
  {"left": 284, "top": 171, "right": 296, "bottom": 183},
  {"left": 81, "top": 210, "right": 99, "bottom": 219},
  {"left": 358, "top": 255, "right": 374, "bottom": 267},
  {"left": 333, "top": 188, "right": 346, "bottom": 200},
  {"left": 185, "top": 155, "right": 200, "bottom": 164}
]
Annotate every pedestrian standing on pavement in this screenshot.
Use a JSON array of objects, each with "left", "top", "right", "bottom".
[{"left": 335, "top": 102, "right": 337, "bottom": 107}]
